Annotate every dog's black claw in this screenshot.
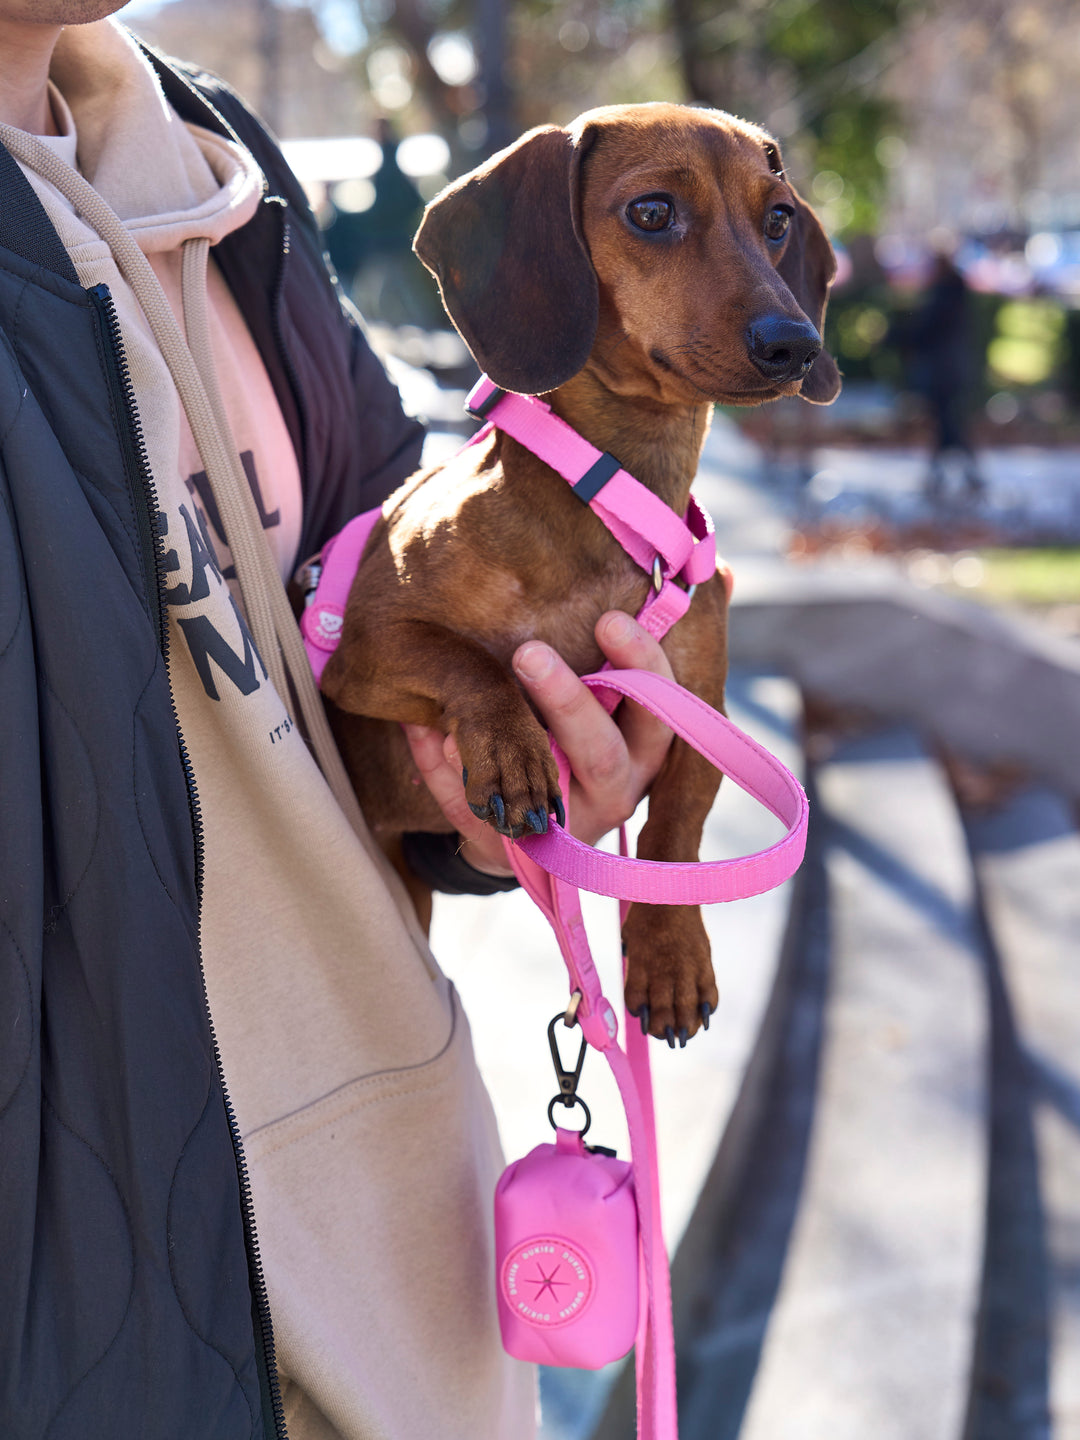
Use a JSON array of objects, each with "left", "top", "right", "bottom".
[
  {"left": 700, "top": 1002, "right": 712, "bottom": 1031},
  {"left": 635, "top": 1004, "right": 650, "bottom": 1036},
  {"left": 490, "top": 794, "right": 506, "bottom": 831},
  {"left": 552, "top": 796, "right": 566, "bottom": 829},
  {"left": 462, "top": 766, "right": 468, "bottom": 786},
  {"left": 468, "top": 800, "right": 490, "bottom": 821},
  {"left": 525, "top": 809, "right": 548, "bottom": 835},
  {"left": 678, "top": 1027, "right": 688, "bottom": 1049},
  {"left": 665, "top": 1025, "right": 676, "bottom": 1049}
]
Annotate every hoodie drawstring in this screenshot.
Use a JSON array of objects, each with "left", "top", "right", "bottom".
[{"left": 0, "top": 123, "right": 375, "bottom": 846}]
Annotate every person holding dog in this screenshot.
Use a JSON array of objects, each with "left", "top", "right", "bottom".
[{"left": 0, "top": 5, "right": 679, "bottom": 1437}]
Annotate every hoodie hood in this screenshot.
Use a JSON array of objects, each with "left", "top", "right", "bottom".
[{"left": 42, "top": 17, "right": 262, "bottom": 256}]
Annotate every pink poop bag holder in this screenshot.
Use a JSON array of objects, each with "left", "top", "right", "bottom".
[{"left": 495, "top": 1014, "right": 639, "bottom": 1370}]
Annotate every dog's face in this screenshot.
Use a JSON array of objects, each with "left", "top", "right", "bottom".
[
  {"left": 415, "top": 102, "right": 840, "bottom": 406},
  {"left": 572, "top": 106, "right": 838, "bottom": 407}
]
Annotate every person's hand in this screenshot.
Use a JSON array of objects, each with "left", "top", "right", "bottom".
[{"left": 402, "top": 610, "right": 676, "bottom": 877}]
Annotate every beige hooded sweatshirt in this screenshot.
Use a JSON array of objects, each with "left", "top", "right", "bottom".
[{"left": 11, "top": 19, "right": 536, "bottom": 1440}]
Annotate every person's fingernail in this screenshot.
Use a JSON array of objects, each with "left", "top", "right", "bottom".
[
  {"left": 602, "top": 611, "right": 636, "bottom": 645},
  {"left": 514, "top": 642, "right": 555, "bottom": 682}
]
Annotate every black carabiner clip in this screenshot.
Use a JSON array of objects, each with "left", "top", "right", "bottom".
[{"left": 547, "top": 1011, "right": 587, "bottom": 1106}]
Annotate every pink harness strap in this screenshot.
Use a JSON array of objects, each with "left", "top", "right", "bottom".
[
  {"left": 299, "top": 506, "right": 382, "bottom": 682},
  {"left": 466, "top": 376, "right": 717, "bottom": 641}
]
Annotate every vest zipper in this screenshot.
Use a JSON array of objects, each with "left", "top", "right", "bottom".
[
  {"left": 270, "top": 211, "right": 309, "bottom": 476},
  {"left": 88, "top": 282, "right": 289, "bottom": 1440}
]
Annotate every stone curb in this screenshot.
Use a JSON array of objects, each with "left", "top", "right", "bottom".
[{"left": 728, "top": 558, "right": 1080, "bottom": 796}]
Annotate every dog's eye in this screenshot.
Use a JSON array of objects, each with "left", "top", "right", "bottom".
[
  {"left": 627, "top": 195, "right": 675, "bottom": 232},
  {"left": 764, "top": 206, "right": 793, "bottom": 242}
]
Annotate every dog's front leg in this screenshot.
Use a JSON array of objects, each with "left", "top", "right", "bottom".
[
  {"left": 322, "top": 619, "right": 564, "bottom": 838},
  {"left": 621, "top": 735, "right": 722, "bottom": 1044}
]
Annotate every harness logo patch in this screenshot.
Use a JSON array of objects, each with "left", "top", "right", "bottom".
[
  {"left": 501, "top": 1238, "right": 593, "bottom": 1326},
  {"left": 314, "top": 608, "right": 343, "bottom": 644}
]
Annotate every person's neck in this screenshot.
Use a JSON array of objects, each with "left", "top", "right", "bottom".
[{"left": 0, "top": 21, "right": 62, "bottom": 134}]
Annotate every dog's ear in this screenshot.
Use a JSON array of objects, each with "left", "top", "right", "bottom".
[
  {"left": 777, "top": 191, "right": 842, "bottom": 404},
  {"left": 413, "top": 126, "right": 598, "bottom": 396}
]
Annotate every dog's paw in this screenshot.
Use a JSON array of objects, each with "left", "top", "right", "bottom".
[
  {"left": 622, "top": 905, "right": 718, "bottom": 1046},
  {"left": 458, "top": 722, "right": 563, "bottom": 839}
]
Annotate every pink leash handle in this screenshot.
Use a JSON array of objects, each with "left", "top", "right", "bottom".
[{"left": 516, "top": 668, "right": 808, "bottom": 904}]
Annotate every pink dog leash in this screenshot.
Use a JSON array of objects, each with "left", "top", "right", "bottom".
[
  {"left": 464, "top": 376, "right": 806, "bottom": 1439},
  {"left": 504, "top": 683, "right": 805, "bottom": 1440}
]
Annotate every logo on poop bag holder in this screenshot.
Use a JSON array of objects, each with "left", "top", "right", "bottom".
[{"left": 501, "top": 1237, "right": 594, "bottom": 1326}]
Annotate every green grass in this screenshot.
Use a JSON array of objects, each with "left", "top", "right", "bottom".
[{"left": 971, "top": 549, "right": 1080, "bottom": 604}]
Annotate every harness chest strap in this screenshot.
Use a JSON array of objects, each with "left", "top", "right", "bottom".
[{"left": 466, "top": 375, "right": 718, "bottom": 641}]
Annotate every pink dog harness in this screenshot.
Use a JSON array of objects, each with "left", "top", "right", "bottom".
[{"left": 300, "top": 376, "right": 808, "bottom": 1439}]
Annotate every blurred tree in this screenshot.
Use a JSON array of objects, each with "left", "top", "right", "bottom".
[
  {"left": 254, "top": 0, "right": 282, "bottom": 133},
  {"left": 883, "top": 0, "right": 1080, "bottom": 237},
  {"left": 667, "top": 0, "right": 907, "bottom": 233},
  {"left": 361, "top": 0, "right": 476, "bottom": 141},
  {"left": 351, "top": 0, "right": 682, "bottom": 163}
]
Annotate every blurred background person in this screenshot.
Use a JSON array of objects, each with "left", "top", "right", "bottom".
[{"left": 892, "top": 247, "right": 984, "bottom": 501}]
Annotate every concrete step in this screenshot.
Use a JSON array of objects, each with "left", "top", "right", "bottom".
[
  {"left": 726, "top": 556, "right": 1080, "bottom": 801},
  {"left": 964, "top": 786, "right": 1080, "bottom": 1437},
  {"left": 681, "top": 727, "right": 989, "bottom": 1439},
  {"left": 427, "top": 669, "right": 805, "bottom": 1440}
]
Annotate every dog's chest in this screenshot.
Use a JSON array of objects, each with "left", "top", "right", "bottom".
[
  {"left": 393, "top": 461, "right": 655, "bottom": 670},
  {"left": 457, "top": 543, "right": 650, "bottom": 673}
]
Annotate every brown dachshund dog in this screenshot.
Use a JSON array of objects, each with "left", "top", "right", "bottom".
[{"left": 320, "top": 103, "right": 840, "bottom": 1043}]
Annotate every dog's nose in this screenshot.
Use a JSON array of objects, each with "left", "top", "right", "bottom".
[{"left": 746, "top": 315, "right": 822, "bottom": 383}]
